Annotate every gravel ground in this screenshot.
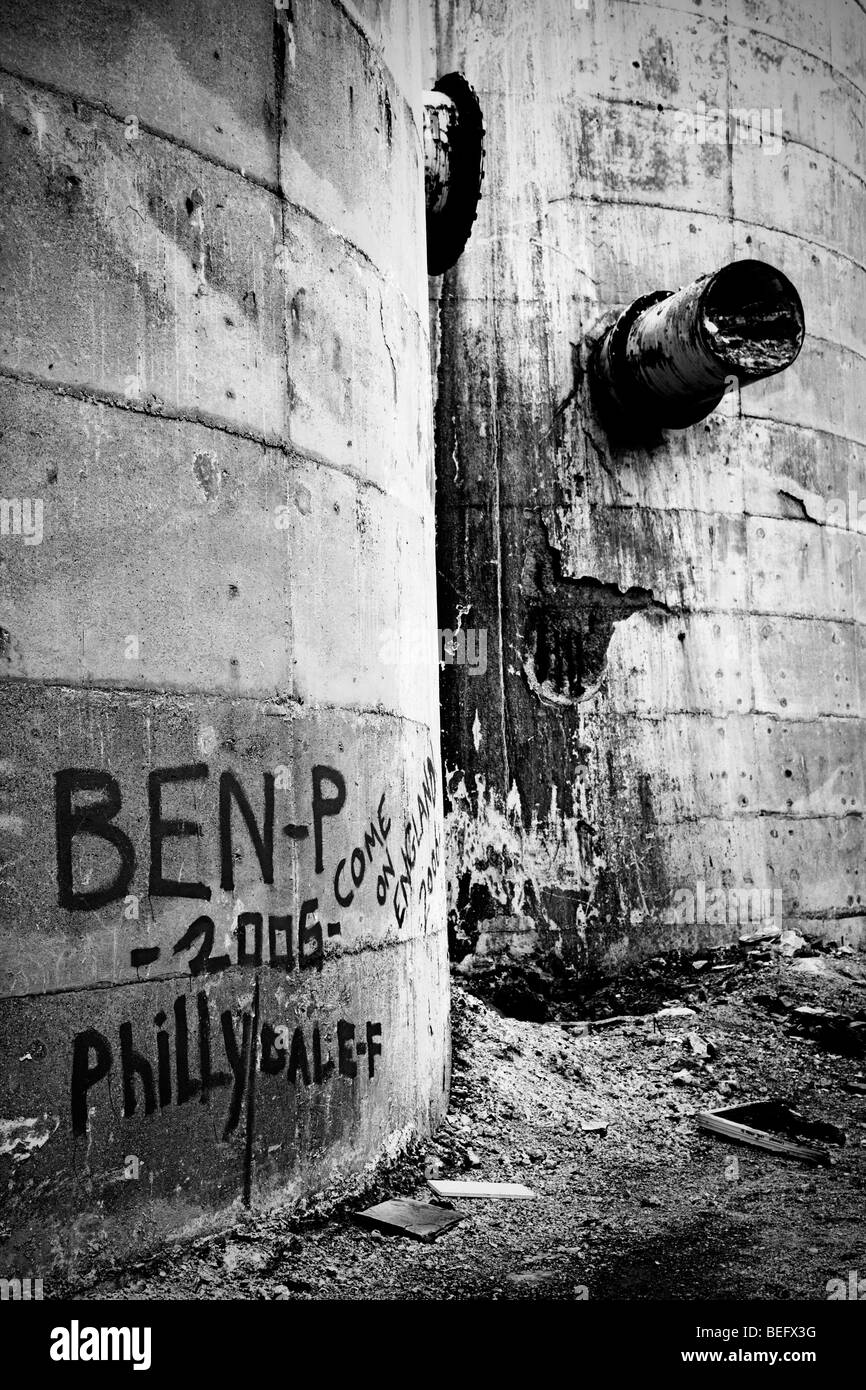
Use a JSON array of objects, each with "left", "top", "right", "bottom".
[{"left": 71, "top": 947, "right": 866, "bottom": 1301}]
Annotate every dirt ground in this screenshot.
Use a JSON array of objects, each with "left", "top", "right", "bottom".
[{"left": 70, "top": 944, "right": 866, "bottom": 1302}]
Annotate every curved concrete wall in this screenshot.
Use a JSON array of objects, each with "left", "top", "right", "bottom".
[
  {"left": 433, "top": 0, "right": 865, "bottom": 969},
  {"left": 0, "top": 0, "right": 447, "bottom": 1275}
]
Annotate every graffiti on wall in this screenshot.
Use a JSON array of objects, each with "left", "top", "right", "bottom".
[
  {"left": 71, "top": 996, "right": 383, "bottom": 1140},
  {"left": 51, "top": 752, "right": 440, "bottom": 1140}
]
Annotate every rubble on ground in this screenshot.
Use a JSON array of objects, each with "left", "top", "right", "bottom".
[{"left": 71, "top": 946, "right": 866, "bottom": 1301}]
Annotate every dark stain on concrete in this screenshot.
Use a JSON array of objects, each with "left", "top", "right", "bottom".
[
  {"left": 638, "top": 33, "right": 680, "bottom": 97},
  {"left": 192, "top": 451, "right": 220, "bottom": 500},
  {"left": 521, "top": 525, "right": 675, "bottom": 704}
]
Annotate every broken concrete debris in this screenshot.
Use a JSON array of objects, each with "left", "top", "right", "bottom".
[
  {"left": 506, "top": 1268, "right": 557, "bottom": 1286},
  {"left": 56, "top": 960, "right": 866, "bottom": 1298},
  {"left": 697, "top": 1100, "right": 845, "bottom": 1166},
  {"left": 585, "top": 1013, "right": 637, "bottom": 1031},
  {"left": 791, "top": 957, "right": 828, "bottom": 976},
  {"left": 751, "top": 997, "right": 866, "bottom": 1056},
  {"left": 731, "top": 1101, "right": 845, "bottom": 1147},
  {"left": 559, "top": 1005, "right": 699, "bottom": 1035},
  {"left": 698, "top": 1110, "right": 829, "bottom": 1165},
  {"left": 355, "top": 1199, "right": 465, "bottom": 1243},
  {"left": 790, "top": 1006, "right": 866, "bottom": 1056},
  {"left": 779, "top": 929, "right": 808, "bottom": 957},
  {"left": 738, "top": 927, "right": 781, "bottom": 947},
  {"left": 427, "top": 1179, "right": 535, "bottom": 1199}
]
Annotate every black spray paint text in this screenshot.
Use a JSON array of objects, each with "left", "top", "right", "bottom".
[
  {"left": 55, "top": 764, "right": 347, "bottom": 910},
  {"left": 71, "top": 993, "right": 383, "bottom": 1139},
  {"left": 392, "top": 755, "right": 437, "bottom": 928},
  {"left": 131, "top": 899, "right": 341, "bottom": 976}
]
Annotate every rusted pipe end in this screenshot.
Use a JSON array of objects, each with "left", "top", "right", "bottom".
[
  {"left": 698, "top": 260, "right": 805, "bottom": 383},
  {"left": 590, "top": 259, "right": 805, "bottom": 431},
  {"left": 423, "top": 91, "right": 456, "bottom": 216},
  {"left": 423, "top": 73, "right": 485, "bottom": 276}
]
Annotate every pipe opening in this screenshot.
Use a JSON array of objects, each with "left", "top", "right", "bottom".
[{"left": 700, "top": 261, "right": 805, "bottom": 382}]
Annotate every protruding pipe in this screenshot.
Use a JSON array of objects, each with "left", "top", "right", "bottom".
[
  {"left": 423, "top": 91, "right": 457, "bottom": 216},
  {"left": 590, "top": 260, "right": 805, "bottom": 430},
  {"left": 423, "top": 73, "right": 485, "bottom": 276}
]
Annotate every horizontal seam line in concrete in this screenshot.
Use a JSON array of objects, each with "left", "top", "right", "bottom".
[
  {"left": 801, "top": 331, "right": 866, "bottom": 365},
  {"left": 447, "top": 292, "right": 866, "bottom": 360},
  {"left": 441, "top": 408, "right": 866, "bottom": 456},
  {"left": 622, "top": 0, "right": 866, "bottom": 106},
  {"left": 726, "top": 19, "right": 866, "bottom": 109},
  {"left": 0, "top": 365, "right": 433, "bottom": 506},
  {"left": 542, "top": 93, "right": 866, "bottom": 193},
  {"left": 638, "top": 610, "right": 865, "bottom": 635},
  {"left": 766, "top": 133, "right": 866, "bottom": 195},
  {"left": 605, "top": 705, "right": 866, "bottom": 719},
  {"left": 652, "top": 910, "right": 866, "bottom": 923},
  {"left": 0, "top": 677, "right": 437, "bottom": 731},
  {"left": 592, "top": 89, "right": 865, "bottom": 136},
  {"left": 0, "top": 61, "right": 282, "bottom": 187},
  {"left": 729, "top": 211, "right": 865, "bottom": 280},
  {"left": 629, "top": 325, "right": 865, "bottom": 366},
  {"left": 738, "top": 411, "right": 866, "bottom": 451},
  {"left": 608, "top": 601, "right": 863, "bottom": 629},
  {"left": 599, "top": 708, "right": 866, "bottom": 725},
  {"left": 784, "top": 910, "right": 866, "bottom": 921},
  {"left": 650, "top": 810, "right": 864, "bottom": 825},
  {"left": 0, "top": 63, "right": 426, "bottom": 332},
  {"left": 545, "top": 193, "right": 866, "bottom": 278},
  {"left": 446, "top": 498, "right": 866, "bottom": 527},
  {"left": 732, "top": 417, "right": 866, "bottom": 452},
  {"left": 0, "top": 932, "right": 445, "bottom": 1003},
  {"left": 441, "top": 404, "right": 866, "bottom": 457},
  {"left": 447, "top": 500, "right": 866, "bottom": 534}
]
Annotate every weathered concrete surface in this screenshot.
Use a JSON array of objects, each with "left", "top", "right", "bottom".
[
  {"left": 0, "top": 1, "right": 445, "bottom": 1275},
  {"left": 0, "top": 682, "right": 442, "bottom": 995},
  {"left": 0, "top": 0, "right": 278, "bottom": 183},
  {"left": 0, "top": 380, "right": 436, "bottom": 716},
  {"left": 433, "top": 0, "right": 865, "bottom": 972},
  {"left": 279, "top": 0, "right": 427, "bottom": 314},
  {"left": 1, "top": 937, "right": 448, "bottom": 1278}
]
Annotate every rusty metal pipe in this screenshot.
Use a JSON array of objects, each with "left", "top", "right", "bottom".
[
  {"left": 423, "top": 91, "right": 457, "bottom": 216},
  {"left": 591, "top": 260, "right": 805, "bottom": 430}
]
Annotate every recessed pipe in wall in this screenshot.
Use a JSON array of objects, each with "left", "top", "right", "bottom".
[
  {"left": 423, "top": 73, "right": 485, "bottom": 276},
  {"left": 590, "top": 259, "right": 805, "bottom": 430}
]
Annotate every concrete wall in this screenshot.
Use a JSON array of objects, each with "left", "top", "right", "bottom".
[
  {"left": 0, "top": 0, "right": 447, "bottom": 1276},
  {"left": 432, "top": 0, "right": 866, "bottom": 972}
]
